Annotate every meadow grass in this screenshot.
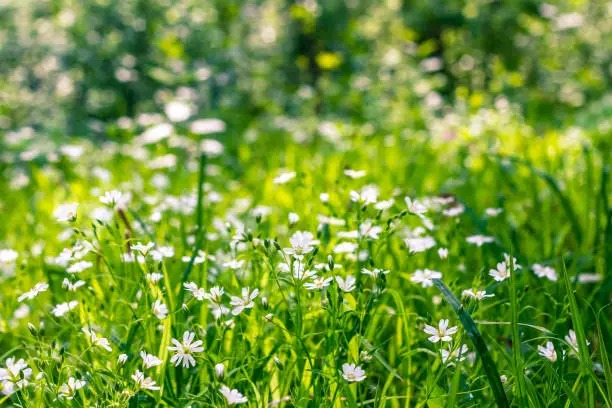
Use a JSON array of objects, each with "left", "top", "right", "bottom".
[{"left": 0, "top": 122, "right": 610, "bottom": 407}]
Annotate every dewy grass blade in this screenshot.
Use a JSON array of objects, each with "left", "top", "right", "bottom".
[
  {"left": 561, "top": 260, "right": 595, "bottom": 407},
  {"left": 433, "top": 278, "right": 510, "bottom": 408}
]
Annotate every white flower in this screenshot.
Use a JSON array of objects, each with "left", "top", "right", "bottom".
[
  {"left": 284, "top": 231, "right": 316, "bottom": 257},
  {"left": 152, "top": 300, "right": 168, "bottom": 319},
  {"left": 54, "top": 203, "right": 78, "bottom": 222},
  {"left": 374, "top": 199, "right": 394, "bottom": 210},
  {"left": 99, "top": 190, "right": 124, "bottom": 209},
  {"left": 58, "top": 377, "right": 86, "bottom": 399},
  {"left": 441, "top": 344, "right": 469, "bottom": 365},
  {"left": 333, "top": 242, "right": 358, "bottom": 254},
  {"left": 461, "top": 288, "right": 495, "bottom": 300},
  {"left": 191, "top": 119, "right": 226, "bottom": 135},
  {"left": 215, "top": 363, "right": 225, "bottom": 378},
  {"left": 361, "top": 268, "right": 389, "bottom": 278},
  {"left": 67, "top": 261, "right": 93, "bottom": 274},
  {"left": 489, "top": 262, "right": 510, "bottom": 281},
  {"left": 405, "top": 197, "right": 427, "bottom": 214},
  {"left": 410, "top": 269, "right": 442, "bottom": 288},
  {"left": 564, "top": 329, "right": 589, "bottom": 358},
  {"left": 132, "top": 370, "right": 160, "bottom": 391},
  {"left": 164, "top": 100, "right": 192, "bottom": 122},
  {"left": 404, "top": 236, "right": 436, "bottom": 253},
  {"left": 82, "top": 327, "right": 112, "bottom": 352},
  {"left": 51, "top": 300, "right": 78, "bottom": 317},
  {"left": 273, "top": 171, "right": 296, "bottom": 184},
  {"left": 359, "top": 221, "right": 382, "bottom": 239},
  {"left": 341, "top": 363, "right": 366, "bottom": 382},
  {"left": 424, "top": 319, "right": 458, "bottom": 343},
  {"left": 538, "top": 341, "right": 557, "bottom": 362},
  {"left": 350, "top": 185, "right": 379, "bottom": 205},
  {"left": 532, "top": 264, "right": 558, "bottom": 281},
  {"left": 319, "top": 193, "right": 329, "bottom": 203},
  {"left": 0, "top": 357, "right": 32, "bottom": 395},
  {"left": 230, "top": 287, "right": 259, "bottom": 316},
  {"left": 292, "top": 261, "right": 317, "bottom": 280},
  {"left": 18, "top": 282, "right": 49, "bottom": 302},
  {"left": 220, "top": 385, "right": 248, "bottom": 405},
  {"left": 223, "top": 259, "right": 244, "bottom": 270},
  {"left": 0, "top": 249, "right": 18, "bottom": 264},
  {"left": 151, "top": 246, "right": 174, "bottom": 262},
  {"left": 466, "top": 235, "right": 495, "bottom": 247},
  {"left": 503, "top": 253, "right": 521, "bottom": 270},
  {"left": 288, "top": 212, "right": 299, "bottom": 225},
  {"left": 140, "top": 351, "right": 162, "bottom": 369},
  {"left": 304, "top": 276, "right": 333, "bottom": 291},
  {"left": 443, "top": 205, "right": 464, "bottom": 217},
  {"left": 335, "top": 275, "right": 356, "bottom": 292},
  {"left": 344, "top": 169, "right": 366, "bottom": 179},
  {"left": 118, "top": 354, "right": 128, "bottom": 364},
  {"left": 131, "top": 242, "right": 155, "bottom": 256},
  {"left": 438, "top": 248, "right": 449, "bottom": 259},
  {"left": 168, "top": 331, "right": 204, "bottom": 368},
  {"left": 62, "top": 278, "right": 86, "bottom": 292},
  {"left": 485, "top": 208, "right": 503, "bottom": 217}
]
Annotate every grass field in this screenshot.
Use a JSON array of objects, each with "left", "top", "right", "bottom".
[{"left": 1, "top": 1, "right": 611, "bottom": 407}]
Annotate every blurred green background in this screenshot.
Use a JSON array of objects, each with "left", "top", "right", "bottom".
[{"left": 1, "top": 0, "right": 611, "bottom": 144}]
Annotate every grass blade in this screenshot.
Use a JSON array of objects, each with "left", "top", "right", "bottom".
[{"left": 433, "top": 278, "right": 510, "bottom": 408}]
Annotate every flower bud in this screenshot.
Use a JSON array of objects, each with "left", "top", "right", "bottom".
[{"left": 215, "top": 363, "right": 225, "bottom": 378}]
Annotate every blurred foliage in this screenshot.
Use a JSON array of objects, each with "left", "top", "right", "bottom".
[{"left": 1, "top": 0, "right": 611, "bottom": 142}]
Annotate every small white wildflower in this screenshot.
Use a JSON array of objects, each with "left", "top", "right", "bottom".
[
  {"left": 220, "top": 385, "right": 248, "bottom": 405},
  {"left": 424, "top": 319, "right": 458, "bottom": 343},
  {"left": 341, "top": 363, "right": 366, "bottom": 382},
  {"left": 168, "top": 331, "right": 204, "bottom": 368},
  {"left": 53, "top": 203, "right": 78, "bottom": 222},
  {"left": 538, "top": 341, "right": 557, "bottom": 362}
]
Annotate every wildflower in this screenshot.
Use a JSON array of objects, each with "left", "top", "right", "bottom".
[
  {"left": 132, "top": 370, "right": 160, "bottom": 391},
  {"left": 82, "top": 327, "right": 112, "bottom": 352},
  {"left": 292, "top": 261, "right": 317, "bottom": 280},
  {"left": 443, "top": 205, "right": 464, "bottom": 217},
  {"left": 150, "top": 246, "right": 174, "bottom": 262},
  {"left": 485, "top": 208, "right": 503, "bottom": 217},
  {"left": 405, "top": 197, "right": 427, "bottom": 215},
  {"left": 53, "top": 203, "right": 78, "bottom": 222},
  {"left": 335, "top": 275, "right": 356, "bottom": 292},
  {"left": 441, "top": 344, "right": 469, "bottom": 365},
  {"left": 532, "top": 264, "right": 557, "bottom": 281},
  {"left": 58, "top": 377, "right": 86, "bottom": 399},
  {"left": 466, "top": 235, "right": 495, "bottom": 247},
  {"left": 284, "top": 231, "right": 316, "bottom": 257},
  {"left": 461, "top": 288, "right": 495, "bottom": 300},
  {"left": 538, "top": 341, "right": 557, "bottom": 362},
  {"left": 359, "top": 221, "right": 382, "bottom": 239},
  {"left": 230, "top": 287, "right": 259, "bottom": 315},
  {"left": 319, "top": 193, "right": 329, "bottom": 203},
  {"left": 333, "top": 242, "right": 358, "bottom": 254},
  {"left": 350, "top": 185, "right": 379, "bottom": 205},
  {"left": 361, "top": 268, "right": 390, "bottom": 278},
  {"left": 118, "top": 354, "right": 128, "bottom": 364},
  {"left": 164, "top": 100, "right": 192, "bottom": 122},
  {"left": 344, "top": 169, "right": 366, "bottom": 179},
  {"left": 152, "top": 300, "right": 168, "bottom": 319},
  {"left": 288, "top": 212, "right": 299, "bottom": 224},
  {"left": 564, "top": 329, "right": 589, "bottom": 358},
  {"left": 140, "top": 351, "right": 162, "bottom": 369},
  {"left": 51, "top": 300, "right": 78, "bottom": 317},
  {"left": 0, "top": 358, "right": 32, "bottom": 395},
  {"left": 410, "top": 269, "right": 442, "bottom": 288},
  {"left": 273, "top": 171, "right": 296, "bottom": 184},
  {"left": 220, "top": 385, "right": 248, "bottom": 405},
  {"left": 424, "top": 319, "right": 458, "bottom": 343},
  {"left": 342, "top": 363, "right": 367, "bottom": 382},
  {"left": 99, "top": 190, "right": 124, "bottom": 208},
  {"left": 168, "top": 331, "right": 204, "bottom": 368},
  {"left": 215, "top": 363, "right": 225, "bottom": 378},
  {"left": 223, "top": 259, "right": 245, "bottom": 270},
  {"left": 131, "top": 242, "right": 155, "bottom": 256},
  {"left": 67, "top": 260, "right": 93, "bottom": 274},
  {"left": 18, "top": 282, "right": 49, "bottom": 302},
  {"left": 62, "top": 278, "right": 86, "bottom": 291},
  {"left": 438, "top": 248, "right": 448, "bottom": 259},
  {"left": 191, "top": 119, "right": 226, "bottom": 135},
  {"left": 374, "top": 199, "right": 394, "bottom": 210},
  {"left": 404, "top": 236, "right": 436, "bottom": 253},
  {"left": 489, "top": 262, "right": 510, "bottom": 281},
  {"left": 503, "top": 253, "right": 521, "bottom": 270},
  {"left": 147, "top": 273, "right": 163, "bottom": 283},
  {"left": 304, "top": 276, "right": 333, "bottom": 291}
]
